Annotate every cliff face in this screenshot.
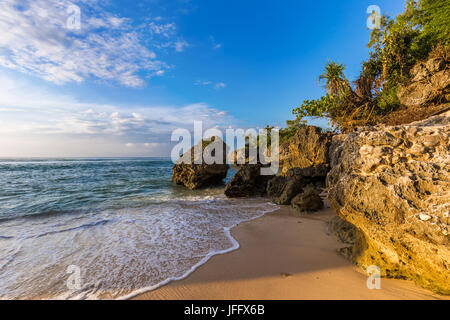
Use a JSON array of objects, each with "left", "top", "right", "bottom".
[
  {"left": 397, "top": 56, "right": 449, "bottom": 109},
  {"left": 257, "top": 125, "right": 331, "bottom": 212},
  {"left": 225, "top": 125, "right": 330, "bottom": 214},
  {"left": 279, "top": 126, "right": 333, "bottom": 176},
  {"left": 327, "top": 111, "right": 450, "bottom": 294}
]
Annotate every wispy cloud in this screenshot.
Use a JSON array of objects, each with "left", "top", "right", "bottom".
[
  {"left": 0, "top": 0, "right": 187, "bottom": 87},
  {"left": 149, "top": 22, "right": 176, "bottom": 37},
  {"left": 148, "top": 18, "right": 189, "bottom": 53},
  {"left": 174, "top": 40, "right": 189, "bottom": 52},
  {"left": 195, "top": 80, "right": 212, "bottom": 86},
  {"left": 215, "top": 82, "right": 226, "bottom": 89},
  {"left": 210, "top": 36, "right": 222, "bottom": 49},
  {"left": 195, "top": 80, "right": 227, "bottom": 90}
]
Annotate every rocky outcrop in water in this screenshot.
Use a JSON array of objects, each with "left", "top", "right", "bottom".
[
  {"left": 224, "top": 164, "right": 273, "bottom": 198},
  {"left": 172, "top": 137, "right": 229, "bottom": 190},
  {"left": 327, "top": 111, "right": 450, "bottom": 294}
]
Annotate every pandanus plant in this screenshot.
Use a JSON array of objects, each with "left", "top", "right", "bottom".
[{"left": 318, "top": 61, "right": 350, "bottom": 96}]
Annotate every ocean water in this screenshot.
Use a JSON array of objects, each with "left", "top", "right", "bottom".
[{"left": 0, "top": 158, "right": 277, "bottom": 299}]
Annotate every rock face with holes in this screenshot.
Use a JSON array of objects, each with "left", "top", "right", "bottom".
[
  {"left": 279, "top": 125, "right": 333, "bottom": 176},
  {"left": 328, "top": 216, "right": 357, "bottom": 245},
  {"left": 261, "top": 125, "right": 332, "bottom": 209},
  {"left": 327, "top": 111, "right": 450, "bottom": 294},
  {"left": 291, "top": 187, "right": 324, "bottom": 213},
  {"left": 266, "top": 175, "right": 304, "bottom": 205},
  {"left": 397, "top": 56, "right": 449, "bottom": 108},
  {"left": 266, "top": 168, "right": 327, "bottom": 206},
  {"left": 172, "top": 137, "right": 229, "bottom": 190}
]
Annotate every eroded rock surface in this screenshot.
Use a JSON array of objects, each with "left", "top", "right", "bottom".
[
  {"left": 328, "top": 216, "right": 357, "bottom": 245},
  {"left": 398, "top": 56, "right": 449, "bottom": 108},
  {"left": 224, "top": 164, "right": 273, "bottom": 198},
  {"left": 267, "top": 176, "right": 304, "bottom": 205},
  {"left": 291, "top": 187, "right": 324, "bottom": 213},
  {"left": 327, "top": 111, "right": 450, "bottom": 294},
  {"left": 172, "top": 137, "right": 229, "bottom": 190},
  {"left": 279, "top": 126, "right": 333, "bottom": 176}
]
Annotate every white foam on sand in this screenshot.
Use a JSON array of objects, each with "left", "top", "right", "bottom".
[
  {"left": 0, "top": 194, "right": 278, "bottom": 300},
  {"left": 116, "top": 203, "right": 279, "bottom": 300}
]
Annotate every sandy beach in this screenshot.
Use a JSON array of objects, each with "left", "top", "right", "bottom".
[{"left": 135, "top": 205, "right": 448, "bottom": 300}]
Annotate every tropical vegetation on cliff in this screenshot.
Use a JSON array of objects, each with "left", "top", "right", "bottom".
[{"left": 291, "top": 0, "right": 449, "bottom": 132}]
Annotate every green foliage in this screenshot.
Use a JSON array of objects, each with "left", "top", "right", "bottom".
[
  {"left": 293, "top": 95, "right": 334, "bottom": 120},
  {"left": 376, "top": 85, "right": 400, "bottom": 112},
  {"left": 319, "top": 61, "right": 349, "bottom": 95},
  {"left": 290, "top": 0, "right": 448, "bottom": 132},
  {"left": 291, "top": 61, "right": 354, "bottom": 130},
  {"left": 412, "top": 0, "right": 450, "bottom": 46},
  {"left": 293, "top": 93, "right": 354, "bottom": 131},
  {"left": 279, "top": 117, "right": 307, "bottom": 144},
  {"left": 367, "top": 0, "right": 448, "bottom": 87}
]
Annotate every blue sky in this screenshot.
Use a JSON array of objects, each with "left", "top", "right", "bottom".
[{"left": 0, "top": 0, "right": 406, "bottom": 157}]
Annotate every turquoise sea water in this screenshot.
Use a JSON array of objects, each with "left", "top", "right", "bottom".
[{"left": 0, "top": 158, "right": 277, "bottom": 299}]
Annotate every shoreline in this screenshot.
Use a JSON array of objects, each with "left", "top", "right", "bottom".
[
  {"left": 133, "top": 205, "right": 448, "bottom": 300},
  {"left": 118, "top": 203, "right": 278, "bottom": 300}
]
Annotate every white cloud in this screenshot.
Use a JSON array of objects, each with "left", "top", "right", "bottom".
[
  {"left": 174, "top": 40, "right": 189, "bottom": 52},
  {"left": 215, "top": 82, "right": 226, "bottom": 89},
  {"left": 195, "top": 80, "right": 212, "bottom": 86},
  {"left": 195, "top": 80, "right": 226, "bottom": 90},
  {"left": 148, "top": 19, "right": 189, "bottom": 53},
  {"left": 0, "top": 0, "right": 187, "bottom": 87},
  {"left": 149, "top": 22, "right": 176, "bottom": 37},
  {"left": 0, "top": 74, "right": 233, "bottom": 157}
]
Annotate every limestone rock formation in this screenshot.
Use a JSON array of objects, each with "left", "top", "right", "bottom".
[
  {"left": 291, "top": 187, "right": 324, "bottom": 213},
  {"left": 172, "top": 137, "right": 229, "bottom": 190},
  {"left": 228, "top": 144, "right": 271, "bottom": 167},
  {"left": 225, "top": 125, "right": 331, "bottom": 202},
  {"left": 279, "top": 125, "right": 333, "bottom": 176},
  {"left": 228, "top": 148, "right": 249, "bottom": 166},
  {"left": 263, "top": 125, "right": 333, "bottom": 205},
  {"left": 397, "top": 56, "right": 449, "bottom": 108},
  {"left": 328, "top": 216, "right": 357, "bottom": 245},
  {"left": 266, "top": 170, "right": 326, "bottom": 207},
  {"left": 266, "top": 176, "right": 288, "bottom": 200},
  {"left": 266, "top": 176, "right": 304, "bottom": 205},
  {"left": 327, "top": 111, "right": 450, "bottom": 294},
  {"left": 224, "top": 164, "right": 273, "bottom": 198},
  {"left": 328, "top": 134, "right": 347, "bottom": 169}
]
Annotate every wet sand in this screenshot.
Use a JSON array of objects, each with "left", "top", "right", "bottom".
[{"left": 134, "top": 206, "right": 447, "bottom": 300}]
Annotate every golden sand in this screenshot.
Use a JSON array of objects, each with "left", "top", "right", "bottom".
[{"left": 135, "top": 206, "right": 447, "bottom": 300}]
